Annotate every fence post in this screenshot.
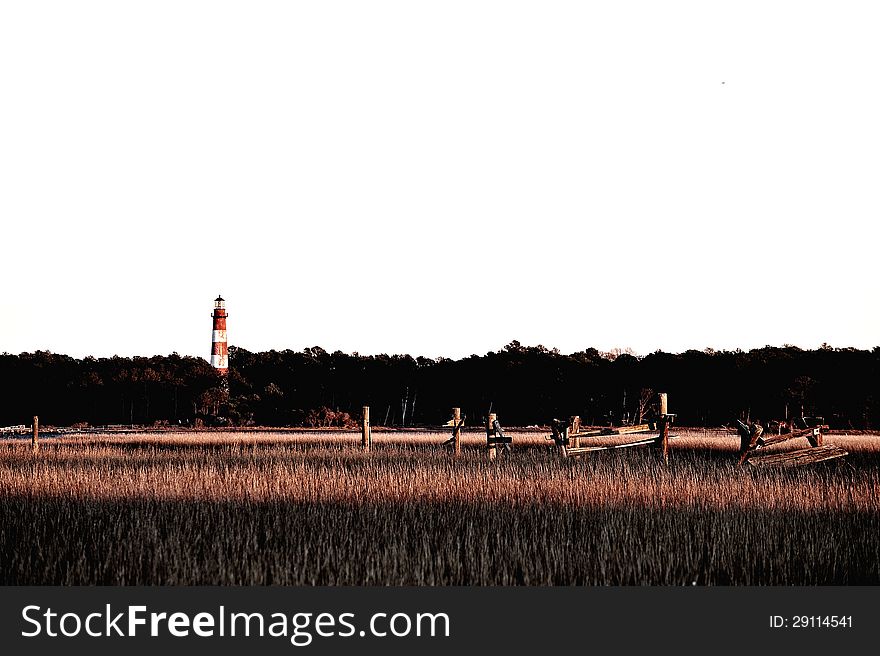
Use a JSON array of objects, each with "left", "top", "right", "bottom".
[
  {"left": 656, "top": 393, "right": 669, "bottom": 463},
  {"left": 570, "top": 415, "right": 580, "bottom": 449},
  {"left": 452, "top": 407, "right": 462, "bottom": 456},
  {"left": 32, "top": 416, "right": 39, "bottom": 454},
  {"left": 487, "top": 412, "right": 497, "bottom": 461},
  {"left": 361, "top": 406, "right": 371, "bottom": 452}
]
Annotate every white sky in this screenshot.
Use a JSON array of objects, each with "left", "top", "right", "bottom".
[{"left": 1, "top": 2, "right": 878, "bottom": 361}]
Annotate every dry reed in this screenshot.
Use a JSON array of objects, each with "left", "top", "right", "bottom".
[{"left": 0, "top": 430, "right": 877, "bottom": 585}]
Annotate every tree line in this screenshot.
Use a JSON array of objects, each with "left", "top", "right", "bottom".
[{"left": 2, "top": 341, "right": 878, "bottom": 429}]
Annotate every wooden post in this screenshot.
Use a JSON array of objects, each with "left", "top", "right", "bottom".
[
  {"left": 551, "top": 419, "right": 568, "bottom": 457},
  {"left": 656, "top": 393, "right": 669, "bottom": 464},
  {"left": 32, "top": 416, "right": 39, "bottom": 454},
  {"left": 452, "top": 407, "right": 462, "bottom": 456},
  {"left": 737, "top": 424, "right": 751, "bottom": 464},
  {"left": 361, "top": 406, "right": 370, "bottom": 452},
  {"left": 570, "top": 415, "right": 580, "bottom": 449},
  {"left": 487, "top": 412, "right": 497, "bottom": 461},
  {"left": 658, "top": 419, "right": 669, "bottom": 463}
]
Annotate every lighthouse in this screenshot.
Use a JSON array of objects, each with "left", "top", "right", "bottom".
[{"left": 210, "top": 295, "right": 229, "bottom": 375}]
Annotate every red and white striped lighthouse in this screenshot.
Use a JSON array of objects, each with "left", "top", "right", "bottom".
[{"left": 210, "top": 295, "right": 228, "bottom": 375}]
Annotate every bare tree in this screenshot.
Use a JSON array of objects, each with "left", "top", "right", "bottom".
[
  {"left": 400, "top": 387, "right": 409, "bottom": 427},
  {"left": 638, "top": 388, "right": 655, "bottom": 423}
]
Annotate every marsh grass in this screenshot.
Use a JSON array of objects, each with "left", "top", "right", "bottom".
[{"left": 1, "top": 430, "right": 878, "bottom": 585}]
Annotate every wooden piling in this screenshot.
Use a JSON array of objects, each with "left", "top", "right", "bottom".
[
  {"left": 452, "top": 407, "right": 462, "bottom": 456},
  {"left": 551, "top": 419, "right": 568, "bottom": 457},
  {"left": 570, "top": 415, "right": 580, "bottom": 449},
  {"left": 657, "top": 419, "right": 669, "bottom": 463},
  {"left": 487, "top": 412, "right": 497, "bottom": 460},
  {"left": 32, "top": 416, "right": 39, "bottom": 454},
  {"left": 656, "top": 393, "right": 669, "bottom": 463},
  {"left": 361, "top": 406, "right": 371, "bottom": 452}
]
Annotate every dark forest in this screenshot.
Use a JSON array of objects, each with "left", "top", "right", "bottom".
[{"left": 2, "top": 342, "right": 878, "bottom": 429}]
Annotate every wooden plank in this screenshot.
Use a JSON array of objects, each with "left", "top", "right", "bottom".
[
  {"left": 607, "top": 423, "right": 652, "bottom": 435},
  {"left": 757, "top": 427, "right": 820, "bottom": 448},
  {"left": 577, "top": 424, "right": 652, "bottom": 438},
  {"left": 747, "top": 445, "right": 847, "bottom": 468},
  {"left": 565, "top": 436, "right": 659, "bottom": 455}
]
